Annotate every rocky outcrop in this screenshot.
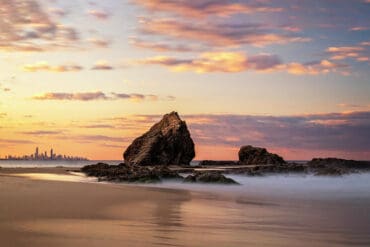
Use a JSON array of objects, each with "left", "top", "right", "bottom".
[
  {"left": 81, "top": 163, "right": 184, "bottom": 183},
  {"left": 238, "top": 145, "right": 286, "bottom": 165},
  {"left": 184, "top": 172, "right": 238, "bottom": 184},
  {"left": 198, "top": 160, "right": 238, "bottom": 166},
  {"left": 123, "top": 112, "right": 195, "bottom": 166},
  {"left": 307, "top": 158, "right": 370, "bottom": 176},
  {"left": 82, "top": 163, "right": 160, "bottom": 183}
]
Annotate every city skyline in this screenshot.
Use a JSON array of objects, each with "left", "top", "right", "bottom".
[
  {"left": 0, "top": 0, "right": 369, "bottom": 160},
  {"left": 2, "top": 147, "right": 88, "bottom": 161}
]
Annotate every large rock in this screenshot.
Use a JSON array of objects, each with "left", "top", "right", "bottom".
[
  {"left": 238, "top": 145, "right": 286, "bottom": 165},
  {"left": 123, "top": 112, "right": 195, "bottom": 166}
]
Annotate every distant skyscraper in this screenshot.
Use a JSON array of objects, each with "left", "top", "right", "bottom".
[
  {"left": 50, "top": 149, "right": 54, "bottom": 160},
  {"left": 35, "top": 147, "right": 39, "bottom": 159}
]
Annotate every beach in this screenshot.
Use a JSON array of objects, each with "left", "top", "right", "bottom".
[{"left": 1, "top": 167, "right": 370, "bottom": 247}]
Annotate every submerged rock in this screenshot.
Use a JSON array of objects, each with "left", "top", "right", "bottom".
[
  {"left": 238, "top": 145, "right": 286, "bottom": 165},
  {"left": 184, "top": 172, "right": 239, "bottom": 184},
  {"left": 123, "top": 112, "right": 195, "bottom": 166}
]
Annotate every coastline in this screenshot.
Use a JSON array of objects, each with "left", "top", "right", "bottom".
[{"left": 1, "top": 167, "right": 370, "bottom": 247}]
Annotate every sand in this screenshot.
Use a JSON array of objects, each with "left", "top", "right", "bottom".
[{"left": 1, "top": 168, "right": 370, "bottom": 247}]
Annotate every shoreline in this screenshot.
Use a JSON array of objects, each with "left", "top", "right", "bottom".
[{"left": 1, "top": 167, "right": 370, "bottom": 247}]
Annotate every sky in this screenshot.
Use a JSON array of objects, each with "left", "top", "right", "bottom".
[{"left": 0, "top": 0, "right": 370, "bottom": 160}]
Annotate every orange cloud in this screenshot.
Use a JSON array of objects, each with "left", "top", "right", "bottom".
[
  {"left": 133, "top": 0, "right": 282, "bottom": 18},
  {"left": 136, "top": 52, "right": 347, "bottom": 75},
  {"left": 87, "top": 9, "right": 110, "bottom": 20},
  {"left": 31, "top": 92, "right": 175, "bottom": 102},
  {"left": 0, "top": 0, "right": 79, "bottom": 52},
  {"left": 326, "top": 46, "right": 368, "bottom": 61},
  {"left": 138, "top": 19, "right": 310, "bottom": 47},
  {"left": 22, "top": 62, "right": 83, "bottom": 72},
  {"left": 91, "top": 61, "right": 114, "bottom": 70}
]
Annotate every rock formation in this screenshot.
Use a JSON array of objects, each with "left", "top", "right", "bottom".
[
  {"left": 81, "top": 162, "right": 183, "bottom": 183},
  {"left": 238, "top": 145, "right": 286, "bottom": 165},
  {"left": 123, "top": 111, "right": 195, "bottom": 166},
  {"left": 184, "top": 171, "right": 239, "bottom": 184}
]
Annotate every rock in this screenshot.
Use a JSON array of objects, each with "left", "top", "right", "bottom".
[
  {"left": 184, "top": 172, "right": 239, "bottom": 184},
  {"left": 151, "top": 166, "right": 183, "bottom": 179},
  {"left": 81, "top": 163, "right": 184, "bottom": 183},
  {"left": 238, "top": 145, "right": 286, "bottom": 165},
  {"left": 123, "top": 112, "right": 195, "bottom": 166},
  {"left": 307, "top": 158, "right": 370, "bottom": 169},
  {"left": 307, "top": 158, "right": 370, "bottom": 176},
  {"left": 198, "top": 160, "right": 238, "bottom": 166}
]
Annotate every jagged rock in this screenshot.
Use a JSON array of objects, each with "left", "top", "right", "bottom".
[
  {"left": 238, "top": 145, "right": 286, "bottom": 165},
  {"left": 123, "top": 112, "right": 195, "bottom": 166},
  {"left": 184, "top": 172, "right": 238, "bottom": 184},
  {"left": 198, "top": 160, "right": 238, "bottom": 166}
]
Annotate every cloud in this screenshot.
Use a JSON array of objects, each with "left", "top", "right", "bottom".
[
  {"left": 31, "top": 91, "right": 175, "bottom": 102},
  {"left": 22, "top": 61, "right": 83, "bottom": 72},
  {"left": 0, "top": 0, "right": 79, "bottom": 52},
  {"left": 91, "top": 61, "right": 114, "bottom": 70},
  {"left": 138, "top": 19, "right": 310, "bottom": 47},
  {"left": 349, "top": 26, "right": 369, "bottom": 31},
  {"left": 136, "top": 51, "right": 347, "bottom": 75},
  {"left": 20, "top": 130, "right": 63, "bottom": 135},
  {"left": 0, "top": 113, "right": 7, "bottom": 118},
  {"left": 32, "top": 92, "right": 109, "bottom": 101},
  {"left": 0, "top": 138, "right": 35, "bottom": 144},
  {"left": 326, "top": 45, "right": 369, "bottom": 62},
  {"left": 129, "top": 37, "right": 202, "bottom": 52},
  {"left": 78, "top": 124, "right": 115, "bottom": 129},
  {"left": 87, "top": 9, "right": 110, "bottom": 20},
  {"left": 132, "top": 0, "right": 282, "bottom": 18},
  {"left": 88, "top": 38, "right": 111, "bottom": 48},
  {"left": 73, "top": 135, "right": 127, "bottom": 143}
]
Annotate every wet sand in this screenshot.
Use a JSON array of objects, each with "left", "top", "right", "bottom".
[{"left": 1, "top": 168, "right": 370, "bottom": 247}]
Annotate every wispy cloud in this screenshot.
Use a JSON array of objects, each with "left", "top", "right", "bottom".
[
  {"left": 129, "top": 37, "right": 202, "bottom": 52},
  {"left": 22, "top": 62, "right": 83, "bottom": 72},
  {"left": 0, "top": 138, "right": 35, "bottom": 144},
  {"left": 91, "top": 61, "right": 114, "bottom": 70},
  {"left": 138, "top": 18, "right": 310, "bottom": 47},
  {"left": 20, "top": 130, "right": 63, "bottom": 135},
  {"left": 136, "top": 51, "right": 347, "bottom": 75},
  {"left": 88, "top": 37, "right": 111, "bottom": 48},
  {"left": 133, "top": 0, "right": 282, "bottom": 18},
  {"left": 31, "top": 91, "right": 175, "bottom": 102},
  {"left": 87, "top": 9, "right": 111, "bottom": 20},
  {"left": 0, "top": 0, "right": 79, "bottom": 52}
]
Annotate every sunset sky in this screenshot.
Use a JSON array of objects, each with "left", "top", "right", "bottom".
[{"left": 1, "top": 0, "right": 370, "bottom": 160}]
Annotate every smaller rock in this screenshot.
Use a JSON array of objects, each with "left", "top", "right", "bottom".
[
  {"left": 184, "top": 172, "right": 239, "bottom": 184},
  {"left": 239, "top": 145, "right": 286, "bottom": 165}
]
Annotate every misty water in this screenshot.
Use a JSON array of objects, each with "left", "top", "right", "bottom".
[{"left": 2, "top": 160, "right": 370, "bottom": 246}]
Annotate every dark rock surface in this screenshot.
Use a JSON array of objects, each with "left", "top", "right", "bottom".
[
  {"left": 81, "top": 163, "right": 184, "bottom": 183},
  {"left": 123, "top": 112, "right": 195, "bottom": 166},
  {"left": 223, "top": 163, "right": 307, "bottom": 176},
  {"left": 238, "top": 145, "right": 286, "bottom": 165},
  {"left": 184, "top": 172, "right": 238, "bottom": 184},
  {"left": 198, "top": 160, "right": 238, "bottom": 166},
  {"left": 307, "top": 158, "right": 370, "bottom": 176}
]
